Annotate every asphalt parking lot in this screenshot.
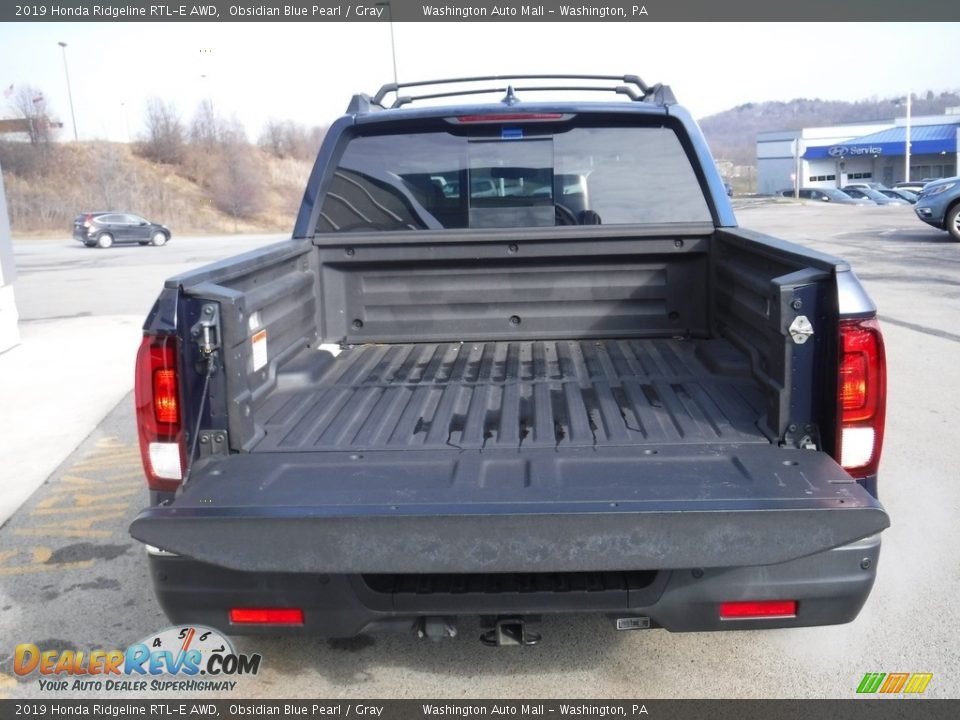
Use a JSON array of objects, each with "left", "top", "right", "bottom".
[{"left": 1, "top": 204, "right": 958, "bottom": 699}]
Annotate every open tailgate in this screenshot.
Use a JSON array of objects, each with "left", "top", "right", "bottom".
[{"left": 130, "top": 444, "right": 889, "bottom": 573}]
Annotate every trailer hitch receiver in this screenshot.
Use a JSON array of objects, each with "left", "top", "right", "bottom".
[{"left": 480, "top": 616, "right": 541, "bottom": 647}]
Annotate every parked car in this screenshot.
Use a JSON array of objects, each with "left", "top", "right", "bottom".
[
  {"left": 723, "top": 181, "right": 733, "bottom": 197},
  {"left": 778, "top": 188, "right": 872, "bottom": 205},
  {"left": 844, "top": 182, "right": 889, "bottom": 191},
  {"left": 879, "top": 189, "right": 918, "bottom": 204},
  {"left": 72, "top": 212, "right": 171, "bottom": 249},
  {"left": 842, "top": 187, "right": 908, "bottom": 205},
  {"left": 893, "top": 181, "right": 929, "bottom": 194},
  {"left": 914, "top": 176, "right": 960, "bottom": 241}
]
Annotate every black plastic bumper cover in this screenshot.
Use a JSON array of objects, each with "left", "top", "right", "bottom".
[
  {"left": 130, "top": 445, "right": 889, "bottom": 574},
  {"left": 147, "top": 534, "right": 883, "bottom": 636}
]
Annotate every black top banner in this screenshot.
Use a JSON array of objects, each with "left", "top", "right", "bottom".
[
  {"left": 0, "top": 700, "right": 957, "bottom": 720},
  {"left": 3, "top": 0, "right": 960, "bottom": 22}
]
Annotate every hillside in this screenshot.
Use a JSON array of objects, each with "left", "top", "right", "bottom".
[
  {"left": 0, "top": 140, "right": 313, "bottom": 236},
  {"left": 5, "top": 89, "right": 960, "bottom": 231},
  {"left": 699, "top": 90, "right": 960, "bottom": 167}
]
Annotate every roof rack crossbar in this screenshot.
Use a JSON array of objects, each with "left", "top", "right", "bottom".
[
  {"left": 390, "top": 84, "right": 644, "bottom": 109},
  {"left": 370, "top": 74, "right": 652, "bottom": 108}
]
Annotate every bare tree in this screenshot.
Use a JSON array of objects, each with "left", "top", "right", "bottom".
[
  {"left": 91, "top": 144, "right": 133, "bottom": 208},
  {"left": 138, "top": 98, "right": 185, "bottom": 164},
  {"left": 190, "top": 99, "right": 221, "bottom": 149},
  {"left": 259, "top": 119, "right": 327, "bottom": 161},
  {"left": 9, "top": 85, "right": 57, "bottom": 145},
  {"left": 258, "top": 119, "right": 287, "bottom": 158},
  {"left": 209, "top": 138, "right": 264, "bottom": 228}
]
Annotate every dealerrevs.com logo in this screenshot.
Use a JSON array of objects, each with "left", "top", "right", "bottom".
[{"left": 15, "top": 626, "right": 261, "bottom": 692}]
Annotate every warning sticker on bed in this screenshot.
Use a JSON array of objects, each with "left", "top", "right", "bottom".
[{"left": 251, "top": 329, "right": 268, "bottom": 371}]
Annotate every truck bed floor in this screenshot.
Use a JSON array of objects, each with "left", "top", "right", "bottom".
[{"left": 253, "top": 339, "right": 769, "bottom": 452}]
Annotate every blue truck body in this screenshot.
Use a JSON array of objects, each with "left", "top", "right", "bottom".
[{"left": 130, "top": 77, "right": 889, "bottom": 641}]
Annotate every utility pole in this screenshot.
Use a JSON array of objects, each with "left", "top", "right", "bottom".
[
  {"left": 376, "top": 2, "right": 399, "bottom": 86},
  {"left": 793, "top": 138, "right": 801, "bottom": 199},
  {"left": 905, "top": 91, "right": 912, "bottom": 182},
  {"left": 57, "top": 41, "right": 78, "bottom": 141}
]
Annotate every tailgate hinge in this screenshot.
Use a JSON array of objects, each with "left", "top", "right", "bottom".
[
  {"left": 198, "top": 430, "right": 229, "bottom": 457},
  {"left": 781, "top": 424, "right": 821, "bottom": 451}
]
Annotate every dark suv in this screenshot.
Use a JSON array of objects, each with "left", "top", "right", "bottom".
[{"left": 72, "top": 212, "right": 171, "bottom": 248}]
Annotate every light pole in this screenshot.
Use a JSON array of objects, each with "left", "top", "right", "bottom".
[
  {"left": 57, "top": 41, "right": 78, "bottom": 141},
  {"left": 375, "top": 2, "right": 399, "bottom": 86},
  {"left": 895, "top": 93, "right": 912, "bottom": 182},
  {"left": 905, "top": 92, "right": 912, "bottom": 182}
]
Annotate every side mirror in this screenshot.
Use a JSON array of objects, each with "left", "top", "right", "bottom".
[{"left": 140, "top": 221, "right": 148, "bottom": 226}]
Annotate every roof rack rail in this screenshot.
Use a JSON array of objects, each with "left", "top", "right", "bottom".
[{"left": 345, "top": 74, "right": 676, "bottom": 112}]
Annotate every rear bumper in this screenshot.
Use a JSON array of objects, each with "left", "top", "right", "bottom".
[{"left": 146, "top": 534, "right": 881, "bottom": 637}]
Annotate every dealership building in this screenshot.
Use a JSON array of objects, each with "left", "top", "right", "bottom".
[{"left": 756, "top": 111, "right": 960, "bottom": 194}]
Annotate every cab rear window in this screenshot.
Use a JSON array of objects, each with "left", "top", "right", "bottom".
[{"left": 315, "top": 125, "right": 711, "bottom": 232}]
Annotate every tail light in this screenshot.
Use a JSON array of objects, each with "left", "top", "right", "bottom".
[
  {"left": 135, "top": 335, "right": 186, "bottom": 492},
  {"left": 83, "top": 213, "right": 93, "bottom": 228},
  {"left": 836, "top": 317, "right": 886, "bottom": 479}
]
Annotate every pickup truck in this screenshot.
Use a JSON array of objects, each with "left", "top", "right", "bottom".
[{"left": 129, "top": 75, "right": 890, "bottom": 644}]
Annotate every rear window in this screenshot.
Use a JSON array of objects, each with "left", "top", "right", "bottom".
[{"left": 315, "top": 125, "right": 711, "bottom": 233}]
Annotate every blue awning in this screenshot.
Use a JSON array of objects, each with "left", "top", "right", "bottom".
[{"left": 803, "top": 124, "right": 959, "bottom": 160}]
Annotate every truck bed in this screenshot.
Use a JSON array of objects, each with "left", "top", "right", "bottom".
[{"left": 253, "top": 337, "right": 769, "bottom": 453}]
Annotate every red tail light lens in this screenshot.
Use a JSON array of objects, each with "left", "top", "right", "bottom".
[
  {"left": 836, "top": 317, "right": 886, "bottom": 478},
  {"left": 229, "top": 608, "right": 304, "bottom": 625},
  {"left": 135, "top": 335, "right": 186, "bottom": 492},
  {"left": 720, "top": 600, "right": 797, "bottom": 619},
  {"left": 153, "top": 369, "right": 179, "bottom": 424}
]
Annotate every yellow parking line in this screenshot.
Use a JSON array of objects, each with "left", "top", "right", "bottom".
[
  {"left": 0, "top": 547, "right": 98, "bottom": 575},
  {"left": 2, "top": 439, "right": 142, "bottom": 573},
  {"left": 0, "top": 671, "right": 15, "bottom": 698},
  {"left": 35, "top": 489, "right": 140, "bottom": 510},
  {"left": 14, "top": 510, "right": 126, "bottom": 538},
  {"left": 0, "top": 559, "right": 96, "bottom": 576},
  {"left": 31, "top": 504, "right": 132, "bottom": 516}
]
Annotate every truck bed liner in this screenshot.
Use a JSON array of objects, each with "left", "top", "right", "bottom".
[{"left": 254, "top": 338, "right": 769, "bottom": 453}]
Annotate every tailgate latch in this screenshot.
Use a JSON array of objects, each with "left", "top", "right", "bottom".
[
  {"left": 191, "top": 303, "right": 221, "bottom": 357},
  {"left": 789, "top": 315, "right": 814, "bottom": 344}
]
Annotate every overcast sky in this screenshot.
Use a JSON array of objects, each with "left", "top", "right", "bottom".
[{"left": 1, "top": 22, "right": 959, "bottom": 142}]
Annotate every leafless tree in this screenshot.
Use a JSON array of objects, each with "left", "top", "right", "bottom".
[
  {"left": 8, "top": 84, "right": 57, "bottom": 145},
  {"left": 141, "top": 100, "right": 181, "bottom": 159},
  {"left": 259, "top": 119, "right": 327, "bottom": 161},
  {"left": 138, "top": 98, "right": 185, "bottom": 164},
  {"left": 91, "top": 143, "right": 134, "bottom": 208},
  {"left": 190, "top": 99, "right": 221, "bottom": 149},
  {"left": 209, "top": 137, "right": 264, "bottom": 228}
]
